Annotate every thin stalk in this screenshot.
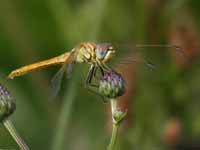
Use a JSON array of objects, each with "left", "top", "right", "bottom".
[
  {"left": 111, "top": 99, "right": 117, "bottom": 116},
  {"left": 108, "top": 99, "right": 118, "bottom": 150},
  {"left": 51, "top": 82, "right": 76, "bottom": 150},
  {"left": 108, "top": 123, "right": 119, "bottom": 150},
  {"left": 3, "top": 119, "right": 30, "bottom": 150}
]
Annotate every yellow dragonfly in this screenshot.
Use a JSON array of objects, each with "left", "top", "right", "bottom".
[
  {"left": 8, "top": 42, "right": 180, "bottom": 97},
  {"left": 8, "top": 42, "right": 115, "bottom": 83}
]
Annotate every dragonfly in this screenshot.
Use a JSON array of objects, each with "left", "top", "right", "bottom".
[{"left": 8, "top": 42, "right": 181, "bottom": 97}]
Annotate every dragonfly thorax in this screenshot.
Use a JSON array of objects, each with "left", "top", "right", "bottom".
[
  {"left": 75, "top": 42, "right": 115, "bottom": 65},
  {"left": 75, "top": 42, "right": 96, "bottom": 63}
]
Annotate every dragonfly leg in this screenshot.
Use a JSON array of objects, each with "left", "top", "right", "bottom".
[
  {"left": 99, "top": 67, "right": 104, "bottom": 76},
  {"left": 86, "top": 87, "right": 107, "bottom": 103},
  {"left": 85, "top": 65, "right": 95, "bottom": 86},
  {"left": 93, "top": 66, "right": 104, "bottom": 79},
  {"left": 85, "top": 65, "right": 104, "bottom": 87},
  {"left": 85, "top": 65, "right": 107, "bottom": 103},
  {"left": 102, "top": 62, "right": 112, "bottom": 71},
  {"left": 93, "top": 66, "right": 98, "bottom": 77}
]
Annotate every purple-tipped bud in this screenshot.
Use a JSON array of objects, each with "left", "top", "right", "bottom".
[
  {"left": 0, "top": 84, "right": 16, "bottom": 122},
  {"left": 99, "top": 71, "right": 125, "bottom": 98}
]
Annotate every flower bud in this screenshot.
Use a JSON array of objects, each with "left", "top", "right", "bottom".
[
  {"left": 112, "top": 108, "right": 127, "bottom": 125},
  {"left": 99, "top": 71, "right": 125, "bottom": 98},
  {"left": 0, "top": 84, "right": 16, "bottom": 122}
]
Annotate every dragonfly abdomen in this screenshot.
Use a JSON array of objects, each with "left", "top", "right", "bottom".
[{"left": 8, "top": 52, "right": 70, "bottom": 79}]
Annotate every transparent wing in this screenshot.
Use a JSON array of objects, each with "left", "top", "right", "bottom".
[
  {"left": 119, "top": 58, "right": 156, "bottom": 70},
  {"left": 49, "top": 64, "right": 67, "bottom": 99},
  {"left": 66, "top": 64, "right": 73, "bottom": 79},
  {"left": 110, "top": 43, "right": 184, "bottom": 69},
  {"left": 49, "top": 50, "right": 76, "bottom": 99},
  {"left": 110, "top": 44, "right": 155, "bottom": 70},
  {"left": 135, "top": 44, "right": 185, "bottom": 58}
]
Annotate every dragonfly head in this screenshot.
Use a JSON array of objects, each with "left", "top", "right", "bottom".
[{"left": 96, "top": 43, "right": 115, "bottom": 63}]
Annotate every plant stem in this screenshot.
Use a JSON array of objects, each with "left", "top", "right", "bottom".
[
  {"left": 108, "top": 99, "right": 127, "bottom": 150},
  {"left": 108, "top": 99, "right": 118, "bottom": 150},
  {"left": 3, "top": 119, "right": 30, "bottom": 150},
  {"left": 110, "top": 99, "right": 117, "bottom": 116},
  {"left": 108, "top": 123, "right": 119, "bottom": 150},
  {"left": 51, "top": 82, "right": 76, "bottom": 150}
]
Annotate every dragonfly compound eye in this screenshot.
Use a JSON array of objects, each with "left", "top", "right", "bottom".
[
  {"left": 96, "top": 43, "right": 115, "bottom": 62},
  {"left": 96, "top": 49, "right": 108, "bottom": 60}
]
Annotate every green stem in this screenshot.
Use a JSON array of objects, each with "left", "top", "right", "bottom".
[
  {"left": 110, "top": 99, "right": 117, "bottom": 116},
  {"left": 108, "top": 99, "right": 127, "bottom": 150},
  {"left": 3, "top": 119, "right": 30, "bottom": 150},
  {"left": 108, "top": 123, "right": 119, "bottom": 150},
  {"left": 51, "top": 82, "right": 76, "bottom": 150},
  {"left": 108, "top": 99, "right": 118, "bottom": 150}
]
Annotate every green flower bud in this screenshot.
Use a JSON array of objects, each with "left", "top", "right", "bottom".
[
  {"left": 0, "top": 84, "right": 16, "bottom": 122},
  {"left": 99, "top": 71, "right": 126, "bottom": 98},
  {"left": 112, "top": 109, "right": 127, "bottom": 125}
]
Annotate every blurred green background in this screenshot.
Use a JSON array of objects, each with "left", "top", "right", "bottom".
[{"left": 0, "top": 0, "right": 200, "bottom": 149}]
